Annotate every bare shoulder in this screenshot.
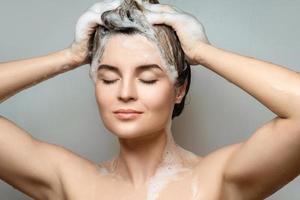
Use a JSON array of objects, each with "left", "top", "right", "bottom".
[
  {"left": 50, "top": 144, "right": 101, "bottom": 181},
  {"left": 190, "top": 143, "right": 244, "bottom": 199},
  {"left": 0, "top": 115, "right": 106, "bottom": 199},
  {"left": 49, "top": 144, "right": 110, "bottom": 198}
]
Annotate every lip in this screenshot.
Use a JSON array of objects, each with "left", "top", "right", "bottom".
[
  {"left": 113, "top": 109, "right": 143, "bottom": 114},
  {"left": 114, "top": 112, "right": 143, "bottom": 120},
  {"left": 113, "top": 109, "right": 143, "bottom": 120}
]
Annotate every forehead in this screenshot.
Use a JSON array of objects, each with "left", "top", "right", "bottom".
[{"left": 100, "top": 34, "right": 166, "bottom": 70}]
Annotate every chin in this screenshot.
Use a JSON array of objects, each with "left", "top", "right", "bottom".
[
  {"left": 102, "top": 116, "right": 168, "bottom": 140},
  {"left": 99, "top": 116, "right": 146, "bottom": 139},
  {"left": 110, "top": 125, "right": 148, "bottom": 139}
]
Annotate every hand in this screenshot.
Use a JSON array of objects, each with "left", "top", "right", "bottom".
[
  {"left": 140, "top": 2, "right": 210, "bottom": 65},
  {"left": 66, "top": 0, "right": 122, "bottom": 67}
]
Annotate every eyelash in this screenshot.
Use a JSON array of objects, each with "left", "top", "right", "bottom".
[{"left": 102, "top": 79, "right": 157, "bottom": 85}]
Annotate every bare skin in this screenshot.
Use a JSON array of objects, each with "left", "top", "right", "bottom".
[
  {"left": 1, "top": 1, "right": 300, "bottom": 200},
  {"left": 40, "top": 140, "right": 242, "bottom": 200}
]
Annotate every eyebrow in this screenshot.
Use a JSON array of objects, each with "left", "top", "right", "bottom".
[{"left": 97, "top": 64, "right": 163, "bottom": 75}]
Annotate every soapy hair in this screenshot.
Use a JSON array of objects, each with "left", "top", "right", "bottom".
[{"left": 89, "top": 0, "right": 191, "bottom": 119}]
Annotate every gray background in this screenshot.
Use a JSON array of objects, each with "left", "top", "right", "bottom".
[{"left": 1, "top": 0, "right": 299, "bottom": 199}]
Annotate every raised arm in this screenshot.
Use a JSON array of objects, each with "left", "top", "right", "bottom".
[
  {"left": 0, "top": 1, "right": 122, "bottom": 199},
  {"left": 195, "top": 44, "right": 300, "bottom": 119},
  {"left": 196, "top": 43, "right": 300, "bottom": 199},
  {"left": 0, "top": 6, "right": 96, "bottom": 103},
  {"left": 0, "top": 49, "right": 78, "bottom": 103},
  {"left": 141, "top": 2, "right": 300, "bottom": 199}
]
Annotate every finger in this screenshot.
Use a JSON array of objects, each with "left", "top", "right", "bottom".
[
  {"left": 75, "top": 12, "right": 102, "bottom": 41},
  {"left": 80, "top": 11, "right": 102, "bottom": 26},
  {"left": 88, "top": 0, "right": 121, "bottom": 14},
  {"left": 142, "top": 3, "right": 182, "bottom": 14},
  {"left": 144, "top": 9, "right": 178, "bottom": 28}
]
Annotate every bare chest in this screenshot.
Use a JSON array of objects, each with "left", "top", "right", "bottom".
[{"left": 58, "top": 164, "right": 225, "bottom": 200}]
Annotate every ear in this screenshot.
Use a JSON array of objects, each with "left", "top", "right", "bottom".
[{"left": 174, "top": 79, "right": 188, "bottom": 104}]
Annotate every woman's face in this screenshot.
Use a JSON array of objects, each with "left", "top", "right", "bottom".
[{"left": 95, "top": 34, "right": 178, "bottom": 139}]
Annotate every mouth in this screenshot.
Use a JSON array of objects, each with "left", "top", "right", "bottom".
[
  {"left": 113, "top": 109, "right": 144, "bottom": 120},
  {"left": 114, "top": 112, "right": 143, "bottom": 120}
]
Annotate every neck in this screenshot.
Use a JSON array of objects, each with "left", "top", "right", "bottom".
[{"left": 112, "top": 124, "right": 185, "bottom": 188}]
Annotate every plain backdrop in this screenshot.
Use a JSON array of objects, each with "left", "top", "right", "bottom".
[{"left": 1, "top": 0, "right": 300, "bottom": 199}]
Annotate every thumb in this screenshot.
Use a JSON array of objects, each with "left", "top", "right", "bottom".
[{"left": 144, "top": 10, "right": 174, "bottom": 27}]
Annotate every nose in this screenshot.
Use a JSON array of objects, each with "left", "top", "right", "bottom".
[{"left": 118, "top": 77, "right": 137, "bottom": 102}]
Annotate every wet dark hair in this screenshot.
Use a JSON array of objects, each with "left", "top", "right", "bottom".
[{"left": 90, "top": 0, "right": 191, "bottom": 119}]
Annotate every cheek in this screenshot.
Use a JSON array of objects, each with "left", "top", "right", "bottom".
[
  {"left": 140, "top": 82, "right": 175, "bottom": 114},
  {"left": 95, "top": 84, "right": 113, "bottom": 114}
]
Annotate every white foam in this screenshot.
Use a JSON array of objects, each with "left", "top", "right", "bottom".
[
  {"left": 191, "top": 174, "right": 202, "bottom": 200},
  {"left": 96, "top": 133, "right": 200, "bottom": 200},
  {"left": 89, "top": 0, "right": 179, "bottom": 85},
  {"left": 145, "top": 132, "right": 194, "bottom": 200},
  {"left": 98, "top": 166, "right": 109, "bottom": 175}
]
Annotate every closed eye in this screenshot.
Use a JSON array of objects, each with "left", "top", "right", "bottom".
[
  {"left": 101, "top": 79, "right": 158, "bottom": 85},
  {"left": 139, "top": 79, "right": 157, "bottom": 84},
  {"left": 102, "top": 79, "right": 117, "bottom": 84}
]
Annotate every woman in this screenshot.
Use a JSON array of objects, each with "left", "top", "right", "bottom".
[{"left": 0, "top": 0, "right": 300, "bottom": 199}]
